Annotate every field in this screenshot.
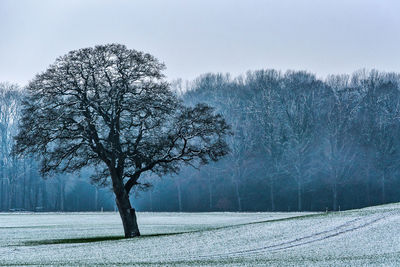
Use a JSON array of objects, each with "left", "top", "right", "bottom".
[{"left": 0, "top": 204, "right": 399, "bottom": 266}]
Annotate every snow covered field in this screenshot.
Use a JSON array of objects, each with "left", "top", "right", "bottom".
[{"left": 0, "top": 204, "right": 399, "bottom": 266}]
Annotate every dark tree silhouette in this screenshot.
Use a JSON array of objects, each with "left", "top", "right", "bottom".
[{"left": 13, "top": 44, "right": 230, "bottom": 237}]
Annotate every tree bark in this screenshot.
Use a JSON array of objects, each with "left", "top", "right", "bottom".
[
  {"left": 115, "top": 196, "right": 140, "bottom": 238},
  {"left": 111, "top": 171, "right": 140, "bottom": 238}
]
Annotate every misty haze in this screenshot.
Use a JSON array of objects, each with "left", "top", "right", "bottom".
[{"left": 1, "top": 0, "right": 400, "bottom": 266}]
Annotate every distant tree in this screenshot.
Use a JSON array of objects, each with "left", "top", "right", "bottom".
[
  {"left": 320, "top": 75, "right": 359, "bottom": 211},
  {"left": 358, "top": 77, "right": 400, "bottom": 203},
  {"left": 184, "top": 73, "right": 250, "bottom": 211},
  {"left": 13, "top": 44, "right": 230, "bottom": 237},
  {"left": 0, "top": 83, "right": 21, "bottom": 211},
  {"left": 280, "top": 71, "right": 320, "bottom": 211},
  {"left": 247, "top": 70, "right": 287, "bottom": 211}
]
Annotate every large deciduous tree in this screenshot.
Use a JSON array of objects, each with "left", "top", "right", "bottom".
[{"left": 13, "top": 44, "right": 230, "bottom": 237}]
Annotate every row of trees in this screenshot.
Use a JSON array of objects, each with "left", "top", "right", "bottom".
[
  {"left": 2, "top": 69, "right": 400, "bottom": 212},
  {"left": 137, "top": 69, "right": 400, "bottom": 212},
  {"left": 0, "top": 83, "right": 114, "bottom": 212}
]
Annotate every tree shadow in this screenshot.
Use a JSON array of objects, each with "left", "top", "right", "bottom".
[
  {"left": 23, "top": 236, "right": 126, "bottom": 245},
  {"left": 22, "top": 232, "right": 187, "bottom": 246}
]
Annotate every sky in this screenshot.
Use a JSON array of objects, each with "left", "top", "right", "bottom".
[{"left": 0, "top": 0, "right": 399, "bottom": 86}]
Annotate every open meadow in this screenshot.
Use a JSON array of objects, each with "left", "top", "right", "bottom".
[{"left": 1, "top": 204, "right": 400, "bottom": 266}]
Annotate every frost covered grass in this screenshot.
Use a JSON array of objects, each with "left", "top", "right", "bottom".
[{"left": 0, "top": 204, "right": 399, "bottom": 266}]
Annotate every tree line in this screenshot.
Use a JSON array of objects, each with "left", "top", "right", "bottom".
[
  {"left": 2, "top": 69, "right": 400, "bottom": 212},
  {"left": 137, "top": 69, "right": 400, "bottom": 212},
  {"left": 0, "top": 83, "right": 115, "bottom": 211}
]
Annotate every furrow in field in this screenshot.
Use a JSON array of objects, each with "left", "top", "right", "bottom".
[{"left": 196, "top": 211, "right": 390, "bottom": 260}]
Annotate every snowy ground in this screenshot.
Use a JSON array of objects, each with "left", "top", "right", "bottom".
[{"left": 0, "top": 205, "right": 399, "bottom": 266}]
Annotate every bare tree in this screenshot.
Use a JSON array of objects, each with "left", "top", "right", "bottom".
[
  {"left": 354, "top": 71, "right": 400, "bottom": 204},
  {"left": 280, "top": 71, "right": 322, "bottom": 211},
  {"left": 320, "top": 75, "right": 360, "bottom": 210},
  {"left": 13, "top": 44, "right": 230, "bottom": 237},
  {"left": 0, "top": 83, "right": 21, "bottom": 211},
  {"left": 368, "top": 82, "right": 400, "bottom": 203},
  {"left": 247, "top": 70, "right": 287, "bottom": 211}
]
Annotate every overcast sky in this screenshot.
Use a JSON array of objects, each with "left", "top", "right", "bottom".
[{"left": 1, "top": 0, "right": 399, "bottom": 86}]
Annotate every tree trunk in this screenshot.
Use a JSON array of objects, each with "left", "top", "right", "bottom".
[
  {"left": 366, "top": 173, "right": 371, "bottom": 206},
  {"left": 149, "top": 190, "right": 153, "bottom": 212},
  {"left": 234, "top": 179, "right": 242, "bottom": 212},
  {"left": 10, "top": 182, "right": 16, "bottom": 210},
  {"left": 270, "top": 177, "right": 275, "bottom": 211},
  {"left": 0, "top": 131, "right": 4, "bottom": 211},
  {"left": 94, "top": 187, "right": 98, "bottom": 211},
  {"left": 381, "top": 170, "right": 386, "bottom": 204},
  {"left": 42, "top": 181, "right": 47, "bottom": 211},
  {"left": 0, "top": 171, "right": 3, "bottom": 211},
  {"left": 75, "top": 193, "right": 79, "bottom": 211},
  {"left": 5, "top": 179, "right": 10, "bottom": 211},
  {"left": 8, "top": 167, "right": 13, "bottom": 210},
  {"left": 111, "top": 172, "right": 140, "bottom": 238},
  {"left": 208, "top": 183, "right": 213, "bottom": 211},
  {"left": 34, "top": 183, "right": 39, "bottom": 211},
  {"left": 332, "top": 182, "right": 338, "bottom": 211},
  {"left": 208, "top": 176, "right": 213, "bottom": 211},
  {"left": 365, "top": 162, "right": 371, "bottom": 206},
  {"left": 176, "top": 181, "right": 182, "bottom": 212},
  {"left": 115, "top": 196, "right": 140, "bottom": 238},
  {"left": 297, "top": 181, "right": 302, "bottom": 211},
  {"left": 60, "top": 182, "right": 65, "bottom": 211},
  {"left": 22, "top": 160, "right": 27, "bottom": 210}
]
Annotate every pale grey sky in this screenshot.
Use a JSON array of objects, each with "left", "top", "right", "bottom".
[{"left": 1, "top": 0, "right": 399, "bottom": 85}]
